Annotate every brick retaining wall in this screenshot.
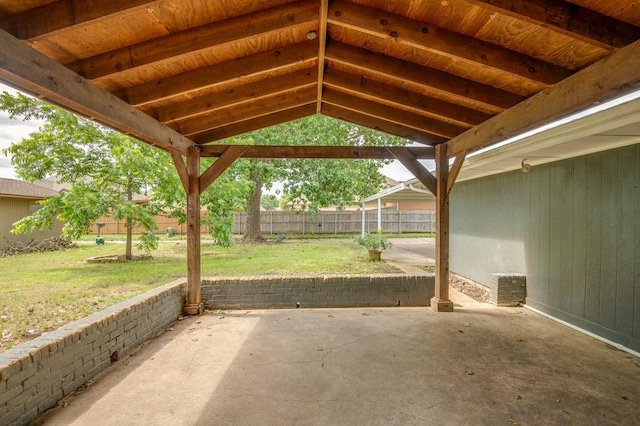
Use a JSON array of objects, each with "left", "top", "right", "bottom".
[
  {"left": 202, "top": 275, "right": 434, "bottom": 309},
  {"left": 0, "top": 279, "right": 186, "bottom": 426},
  {"left": 1, "top": 274, "right": 432, "bottom": 425}
]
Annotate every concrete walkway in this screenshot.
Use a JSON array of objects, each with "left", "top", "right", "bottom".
[
  {"left": 383, "top": 238, "right": 435, "bottom": 275},
  {"left": 37, "top": 302, "right": 640, "bottom": 425}
]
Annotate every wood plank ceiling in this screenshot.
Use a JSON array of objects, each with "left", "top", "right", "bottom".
[{"left": 0, "top": 0, "right": 639, "bottom": 153}]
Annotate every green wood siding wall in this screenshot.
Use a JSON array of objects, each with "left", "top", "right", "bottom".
[{"left": 450, "top": 144, "right": 640, "bottom": 352}]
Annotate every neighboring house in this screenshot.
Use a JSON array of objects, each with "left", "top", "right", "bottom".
[
  {"left": 362, "top": 178, "right": 435, "bottom": 211},
  {"left": 0, "top": 178, "right": 63, "bottom": 250}
]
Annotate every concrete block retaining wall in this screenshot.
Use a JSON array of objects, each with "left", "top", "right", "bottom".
[
  {"left": 0, "top": 279, "right": 186, "bottom": 426},
  {"left": 1, "top": 274, "right": 431, "bottom": 425},
  {"left": 202, "top": 275, "right": 435, "bottom": 309}
]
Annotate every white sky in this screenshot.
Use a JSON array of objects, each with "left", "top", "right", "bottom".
[{"left": 0, "top": 82, "right": 45, "bottom": 179}]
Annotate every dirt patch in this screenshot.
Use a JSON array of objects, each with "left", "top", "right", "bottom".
[
  {"left": 420, "top": 267, "right": 490, "bottom": 303},
  {"left": 450, "top": 275, "right": 490, "bottom": 303},
  {"left": 86, "top": 254, "right": 152, "bottom": 263}
]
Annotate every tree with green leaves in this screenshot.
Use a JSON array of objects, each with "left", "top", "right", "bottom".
[
  {"left": 0, "top": 92, "right": 169, "bottom": 259},
  {"left": 226, "top": 115, "right": 407, "bottom": 241},
  {"left": 1, "top": 92, "right": 252, "bottom": 252},
  {"left": 260, "top": 194, "right": 279, "bottom": 211},
  {"left": 2, "top": 92, "right": 406, "bottom": 251}
]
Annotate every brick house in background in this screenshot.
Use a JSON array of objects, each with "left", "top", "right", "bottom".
[{"left": 0, "top": 178, "right": 63, "bottom": 250}]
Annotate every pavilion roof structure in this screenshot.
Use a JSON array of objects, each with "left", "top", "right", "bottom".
[
  {"left": 0, "top": 0, "right": 638, "bottom": 158},
  {"left": 1, "top": 0, "right": 639, "bottom": 313}
]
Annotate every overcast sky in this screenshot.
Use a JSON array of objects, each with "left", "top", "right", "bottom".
[
  {"left": 0, "top": 81, "right": 419, "bottom": 182},
  {"left": 0, "top": 82, "right": 44, "bottom": 179}
]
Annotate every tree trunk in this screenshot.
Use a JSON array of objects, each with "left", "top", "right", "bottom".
[
  {"left": 243, "top": 162, "right": 264, "bottom": 242},
  {"left": 125, "top": 181, "right": 133, "bottom": 259}
]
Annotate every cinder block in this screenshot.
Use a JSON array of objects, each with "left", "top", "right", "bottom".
[
  {"left": 6, "top": 363, "right": 35, "bottom": 389},
  {"left": 491, "top": 274, "right": 526, "bottom": 306},
  {"left": 4, "top": 403, "right": 26, "bottom": 426},
  {"left": 0, "top": 382, "right": 23, "bottom": 406}
]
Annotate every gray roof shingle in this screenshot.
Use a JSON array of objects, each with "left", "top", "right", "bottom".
[{"left": 0, "top": 178, "right": 58, "bottom": 199}]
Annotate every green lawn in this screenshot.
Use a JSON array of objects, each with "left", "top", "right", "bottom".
[{"left": 0, "top": 240, "right": 399, "bottom": 351}]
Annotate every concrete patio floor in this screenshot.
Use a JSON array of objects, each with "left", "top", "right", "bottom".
[{"left": 36, "top": 291, "right": 640, "bottom": 425}]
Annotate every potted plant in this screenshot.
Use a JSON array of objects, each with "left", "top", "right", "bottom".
[{"left": 356, "top": 230, "right": 391, "bottom": 261}]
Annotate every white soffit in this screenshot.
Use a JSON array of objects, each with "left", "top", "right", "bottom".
[{"left": 457, "top": 94, "right": 640, "bottom": 182}]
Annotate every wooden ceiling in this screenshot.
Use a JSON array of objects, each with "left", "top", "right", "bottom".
[{"left": 1, "top": 0, "right": 640, "bottom": 157}]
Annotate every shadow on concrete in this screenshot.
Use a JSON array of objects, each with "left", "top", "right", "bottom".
[{"left": 38, "top": 302, "right": 640, "bottom": 425}]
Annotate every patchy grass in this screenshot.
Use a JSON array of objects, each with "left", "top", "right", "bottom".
[
  {"left": 76, "top": 232, "right": 435, "bottom": 242},
  {"left": 0, "top": 240, "right": 399, "bottom": 351}
]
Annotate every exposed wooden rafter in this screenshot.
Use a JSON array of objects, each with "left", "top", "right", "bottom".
[
  {"left": 0, "top": 0, "right": 155, "bottom": 41},
  {"left": 151, "top": 69, "right": 317, "bottom": 125},
  {"left": 328, "top": 0, "right": 572, "bottom": 87},
  {"left": 175, "top": 87, "right": 317, "bottom": 137},
  {"left": 463, "top": 0, "right": 640, "bottom": 50},
  {"left": 446, "top": 38, "right": 640, "bottom": 156},
  {"left": 114, "top": 40, "right": 318, "bottom": 107},
  {"left": 323, "top": 69, "right": 490, "bottom": 127},
  {"left": 322, "top": 103, "right": 448, "bottom": 145},
  {"left": 325, "top": 41, "right": 524, "bottom": 113},
  {"left": 67, "top": 1, "right": 318, "bottom": 82},
  {"left": 322, "top": 88, "right": 465, "bottom": 138},
  {"left": 0, "top": 28, "right": 194, "bottom": 155},
  {"left": 190, "top": 104, "right": 317, "bottom": 144}
]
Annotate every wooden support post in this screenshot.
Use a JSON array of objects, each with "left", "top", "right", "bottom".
[
  {"left": 431, "top": 144, "right": 454, "bottom": 312},
  {"left": 184, "top": 145, "right": 203, "bottom": 315}
]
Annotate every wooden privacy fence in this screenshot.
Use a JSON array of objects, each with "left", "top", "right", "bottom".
[
  {"left": 232, "top": 209, "right": 435, "bottom": 235},
  {"left": 90, "top": 210, "right": 435, "bottom": 235}
]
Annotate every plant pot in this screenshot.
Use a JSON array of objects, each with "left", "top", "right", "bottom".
[{"left": 368, "top": 250, "right": 382, "bottom": 261}]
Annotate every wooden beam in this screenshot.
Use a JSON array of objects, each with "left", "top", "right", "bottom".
[
  {"left": 447, "top": 150, "right": 467, "bottom": 196},
  {"left": 322, "top": 88, "right": 466, "bottom": 138},
  {"left": 432, "top": 144, "right": 453, "bottom": 312},
  {"left": 170, "top": 150, "right": 189, "bottom": 192},
  {"left": 316, "top": 0, "right": 329, "bottom": 113},
  {"left": 199, "top": 146, "right": 248, "bottom": 194},
  {"left": 68, "top": 1, "right": 318, "bottom": 81},
  {"left": 114, "top": 40, "right": 318, "bottom": 107},
  {"left": 329, "top": 0, "right": 572, "bottom": 87},
  {"left": 200, "top": 145, "right": 435, "bottom": 160},
  {"left": 177, "top": 87, "right": 318, "bottom": 137},
  {"left": 151, "top": 68, "right": 317, "bottom": 124},
  {"left": 322, "top": 103, "right": 448, "bottom": 145},
  {"left": 326, "top": 41, "right": 524, "bottom": 113},
  {"left": 446, "top": 39, "right": 640, "bottom": 156},
  {"left": 191, "top": 104, "right": 316, "bottom": 144},
  {"left": 0, "top": 29, "right": 194, "bottom": 155},
  {"left": 463, "top": 0, "right": 640, "bottom": 50},
  {"left": 0, "top": 0, "right": 154, "bottom": 41},
  {"left": 324, "top": 68, "right": 491, "bottom": 127},
  {"left": 184, "top": 145, "right": 202, "bottom": 315},
  {"left": 385, "top": 147, "right": 437, "bottom": 195}
]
